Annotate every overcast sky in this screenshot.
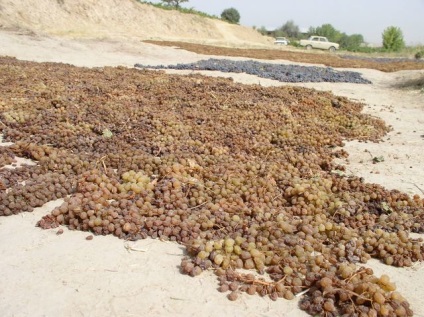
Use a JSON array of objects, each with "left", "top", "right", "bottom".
[{"left": 151, "top": 0, "right": 424, "bottom": 45}]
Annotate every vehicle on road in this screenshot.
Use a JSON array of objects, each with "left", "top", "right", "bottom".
[
  {"left": 299, "top": 36, "right": 339, "bottom": 52},
  {"left": 274, "top": 37, "right": 289, "bottom": 45}
]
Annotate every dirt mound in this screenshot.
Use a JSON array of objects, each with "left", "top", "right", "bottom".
[{"left": 0, "top": 0, "right": 272, "bottom": 46}]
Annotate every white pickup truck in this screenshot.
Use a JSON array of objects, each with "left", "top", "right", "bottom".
[{"left": 299, "top": 36, "right": 339, "bottom": 52}]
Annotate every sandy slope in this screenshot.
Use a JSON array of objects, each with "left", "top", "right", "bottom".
[{"left": 0, "top": 0, "right": 272, "bottom": 46}]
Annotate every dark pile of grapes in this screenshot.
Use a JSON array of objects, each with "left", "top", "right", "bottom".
[
  {"left": 1, "top": 57, "right": 423, "bottom": 316},
  {"left": 135, "top": 58, "right": 372, "bottom": 84}
]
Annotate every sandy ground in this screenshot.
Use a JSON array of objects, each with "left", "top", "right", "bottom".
[{"left": 1, "top": 30, "right": 424, "bottom": 317}]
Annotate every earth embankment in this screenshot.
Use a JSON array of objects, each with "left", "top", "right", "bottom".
[{"left": 0, "top": 0, "right": 272, "bottom": 46}]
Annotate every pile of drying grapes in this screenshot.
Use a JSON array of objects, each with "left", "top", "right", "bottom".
[
  {"left": 1, "top": 57, "right": 423, "bottom": 316},
  {"left": 135, "top": 58, "right": 372, "bottom": 84}
]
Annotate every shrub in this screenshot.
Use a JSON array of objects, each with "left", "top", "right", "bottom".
[
  {"left": 221, "top": 8, "right": 240, "bottom": 24},
  {"left": 160, "top": 0, "right": 188, "bottom": 9},
  {"left": 140, "top": 1, "right": 218, "bottom": 19},
  {"left": 415, "top": 50, "right": 424, "bottom": 60},
  {"left": 382, "top": 26, "right": 405, "bottom": 52}
]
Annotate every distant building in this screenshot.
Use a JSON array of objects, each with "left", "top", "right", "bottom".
[
  {"left": 264, "top": 27, "right": 277, "bottom": 36},
  {"left": 300, "top": 27, "right": 309, "bottom": 34}
]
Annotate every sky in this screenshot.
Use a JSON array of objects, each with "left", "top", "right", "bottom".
[{"left": 151, "top": 0, "right": 424, "bottom": 45}]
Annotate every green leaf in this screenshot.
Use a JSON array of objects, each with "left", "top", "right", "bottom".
[
  {"left": 372, "top": 156, "right": 384, "bottom": 163},
  {"left": 102, "top": 128, "right": 113, "bottom": 138},
  {"left": 381, "top": 202, "right": 392, "bottom": 214}
]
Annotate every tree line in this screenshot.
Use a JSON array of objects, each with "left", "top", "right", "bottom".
[
  {"left": 259, "top": 20, "right": 405, "bottom": 52},
  {"left": 154, "top": 1, "right": 406, "bottom": 52}
]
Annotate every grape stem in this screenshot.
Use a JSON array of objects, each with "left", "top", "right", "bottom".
[
  {"left": 188, "top": 201, "right": 207, "bottom": 210},
  {"left": 412, "top": 183, "right": 424, "bottom": 195},
  {"left": 345, "top": 267, "right": 367, "bottom": 283},
  {"left": 325, "top": 287, "right": 373, "bottom": 303},
  {"left": 154, "top": 147, "right": 162, "bottom": 156},
  {"left": 97, "top": 155, "right": 108, "bottom": 173}
]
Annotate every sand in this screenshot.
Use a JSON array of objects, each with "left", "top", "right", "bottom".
[
  {"left": 0, "top": 28, "right": 424, "bottom": 317},
  {"left": 0, "top": 0, "right": 272, "bottom": 46}
]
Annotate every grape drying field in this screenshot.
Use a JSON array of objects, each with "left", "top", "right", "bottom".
[{"left": 1, "top": 54, "right": 424, "bottom": 317}]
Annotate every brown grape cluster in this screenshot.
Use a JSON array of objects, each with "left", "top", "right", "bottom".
[
  {"left": 0, "top": 142, "right": 91, "bottom": 216},
  {"left": 300, "top": 265, "right": 413, "bottom": 316},
  {"left": 1, "top": 57, "right": 423, "bottom": 316},
  {"left": 0, "top": 147, "right": 16, "bottom": 168}
]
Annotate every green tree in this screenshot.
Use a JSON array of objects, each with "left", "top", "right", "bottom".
[
  {"left": 160, "top": 0, "right": 188, "bottom": 9},
  {"left": 307, "top": 26, "right": 316, "bottom": 37},
  {"left": 278, "top": 20, "right": 300, "bottom": 38},
  {"left": 315, "top": 24, "right": 342, "bottom": 42},
  {"left": 382, "top": 26, "right": 405, "bottom": 52},
  {"left": 339, "top": 33, "right": 364, "bottom": 50},
  {"left": 221, "top": 8, "right": 240, "bottom": 24},
  {"left": 256, "top": 26, "right": 268, "bottom": 36}
]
